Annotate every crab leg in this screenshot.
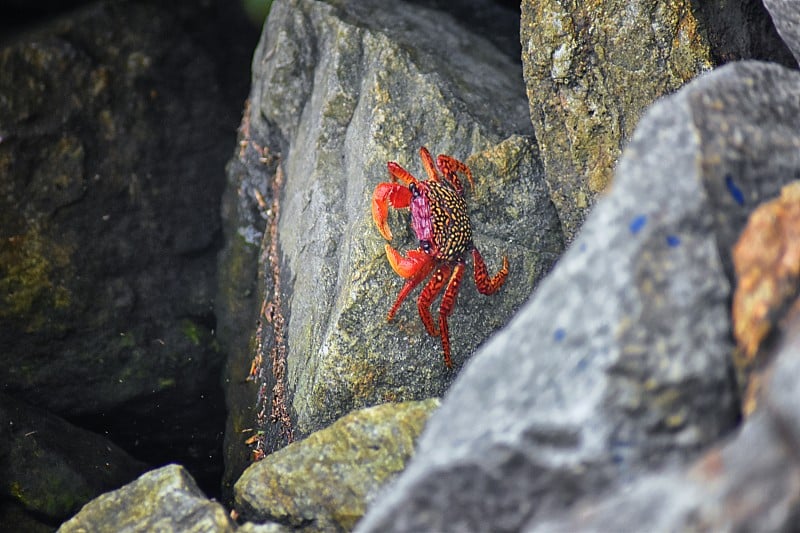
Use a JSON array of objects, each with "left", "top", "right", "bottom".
[
  {"left": 437, "top": 154, "right": 474, "bottom": 195},
  {"left": 372, "top": 183, "right": 412, "bottom": 240},
  {"left": 387, "top": 161, "right": 419, "bottom": 186},
  {"left": 386, "top": 245, "right": 435, "bottom": 321},
  {"left": 472, "top": 248, "right": 509, "bottom": 295},
  {"left": 417, "top": 264, "right": 453, "bottom": 338},
  {"left": 385, "top": 245, "right": 432, "bottom": 279},
  {"left": 437, "top": 263, "right": 466, "bottom": 368},
  {"left": 419, "top": 146, "right": 440, "bottom": 182}
]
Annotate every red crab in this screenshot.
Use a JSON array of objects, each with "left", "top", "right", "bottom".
[{"left": 372, "top": 146, "right": 509, "bottom": 368}]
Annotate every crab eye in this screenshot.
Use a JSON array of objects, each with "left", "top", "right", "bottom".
[
  {"left": 420, "top": 240, "right": 431, "bottom": 253},
  {"left": 409, "top": 183, "right": 419, "bottom": 198}
]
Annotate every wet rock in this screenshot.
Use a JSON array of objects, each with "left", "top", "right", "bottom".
[
  {"left": 235, "top": 399, "right": 438, "bottom": 532},
  {"left": 0, "top": 393, "right": 147, "bottom": 528},
  {"left": 218, "top": 0, "right": 564, "bottom": 496},
  {"left": 521, "top": 0, "right": 794, "bottom": 243},
  {"left": 58, "top": 464, "right": 235, "bottom": 532},
  {"left": 357, "top": 60, "right": 800, "bottom": 533},
  {"left": 0, "top": 0, "right": 258, "bottom": 494}
]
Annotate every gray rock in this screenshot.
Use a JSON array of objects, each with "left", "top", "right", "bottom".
[
  {"left": 357, "top": 60, "right": 800, "bottom": 533},
  {"left": 764, "top": 0, "right": 800, "bottom": 66},
  {"left": 58, "top": 464, "right": 234, "bottom": 532},
  {"left": 219, "top": 0, "right": 563, "bottom": 492},
  {"left": 238, "top": 522, "right": 293, "bottom": 533},
  {"left": 529, "top": 312, "right": 800, "bottom": 532},
  {"left": 235, "top": 399, "right": 439, "bottom": 532},
  {"left": 0, "top": 393, "right": 147, "bottom": 526}
]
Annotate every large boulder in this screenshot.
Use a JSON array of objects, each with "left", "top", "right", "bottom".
[
  {"left": 235, "top": 400, "right": 439, "bottom": 531},
  {"left": 529, "top": 182, "right": 800, "bottom": 532},
  {"left": 357, "top": 59, "right": 800, "bottom": 532},
  {"left": 0, "top": 394, "right": 147, "bottom": 529},
  {"left": 218, "top": 0, "right": 564, "bottom": 496},
  {"left": 521, "top": 0, "right": 794, "bottom": 242}
]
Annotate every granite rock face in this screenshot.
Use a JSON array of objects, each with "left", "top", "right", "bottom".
[
  {"left": 521, "top": 0, "right": 713, "bottom": 242},
  {"left": 764, "top": 0, "right": 800, "bottom": 66},
  {"left": 218, "top": 0, "right": 564, "bottom": 495},
  {"left": 357, "top": 60, "right": 800, "bottom": 533}
]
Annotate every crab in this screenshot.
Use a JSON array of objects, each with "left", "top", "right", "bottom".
[{"left": 371, "top": 146, "right": 509, "bottom": 368}]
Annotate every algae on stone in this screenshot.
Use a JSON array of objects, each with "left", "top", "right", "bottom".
[
  {"left": 58, "top": 465, "right": 234, "bottom": 533},
  {"left": 235, "top": 399, "right": 440, "bottom": 532},
  {"left": 522, "top": 0, "right": 714, "bottom": 242}
]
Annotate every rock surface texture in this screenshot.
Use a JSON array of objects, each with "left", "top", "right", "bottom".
[
  {"left": 0, "top": 0, "right": 796, "bottom": 530},
  {"left": 218, "top": 0, "right": 564, "bottom": 495},
  {"left": 235, "top": 400, "right": 439, "bottom": 532},
  {"left": 357, "top": 59, "right": 800, "bottom": 532},
  {"left": 530, "top": 310, "right": 800, "bottom": 532},
  {"left": 58, "top": 465, "right": 235, "bottom": 533},
  {"left": 521, "top": 0, "right": 794, "bottom": 242}
]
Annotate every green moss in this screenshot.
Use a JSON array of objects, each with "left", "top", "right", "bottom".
[
  {"left": 0, "top": 226, "right": 72, "bottom": 331},
  {"left": 181, "top": 318, "right": 203, "bottom": 346}
]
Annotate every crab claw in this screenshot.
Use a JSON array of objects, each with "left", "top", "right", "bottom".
[
  {"left": 385, "top": 244, "right": 432, "bottom": 279},
  {"left": 372, "top": 182, "right": 412, "bottom": 240}
]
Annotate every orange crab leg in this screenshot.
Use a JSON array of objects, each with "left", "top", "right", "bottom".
[
  {"left": 385, "top": 245, "right": 432, "bottom": 279},
  {"left": 386, "top": 246, "right": 435, "bottom": 321},
  {"left": 472, "top": 248, "right": 509, "bottom": 295},
  {"left": 437, "top": 263, "right": 466, "bottom": 368},
  {"left": 437, "top": 154, "right": 474, "bottom": 195},
  {"left": 387, "top": 161, "right": 419, "bottom": 186},
  {"left": 417, "top": 264, "right": 453, "bottom": 338},
  {"left": 419, "top": 146, "right": 440, "bottom": 182},
  {"left": 372, "top": 183, "right": 412, "bottom": 240}
]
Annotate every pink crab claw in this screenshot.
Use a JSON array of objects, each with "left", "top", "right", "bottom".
[
  {"left": 385, "top": 245, "right": 432, "bottom": 279},
  {"left": 372, "top": 182, "right": 412, "bottom": 240}
]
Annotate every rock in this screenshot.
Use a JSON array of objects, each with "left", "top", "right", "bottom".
[
  {"left": 357, "top": 60, "right": 800, "bottom": 533},
  {"left": 521, "top": 0, "right": 794, "bottom": 243},
  {"left": 732, "top": 182, "right": 800, "bottom": 413},
  {"left": 238, "top": 522, "right": 293, "bottom": 533},
  {"left": 521, "top": 0, "right": 713, "bottom": 242},
  {"left": 764, "top": 0, "right": 800, "bottom": 65},
  {"left": 0, "top": 0, "right": 257, "bottom": 494},
  {"left": 529, "top": 310, "right": 800, "bottom": 532},
  {"left": 235, "top": 399, "right": 439, "bottom": 532},
  {"left": 58, "top": 464, "right": 235, "bottom": 532},
  {"left": 0, "top": 393, "right": 147, "bottom": 528},
  {"left": 692, "top": 1, "right": 796, "bottom": 66},
  {"left": 218, "top": 0, "right": 564, "bottom": 495}
]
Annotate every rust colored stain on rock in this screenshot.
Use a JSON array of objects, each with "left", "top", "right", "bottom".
[{"left": 732, "top": 181, "right": 800, "bottom": 413}]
